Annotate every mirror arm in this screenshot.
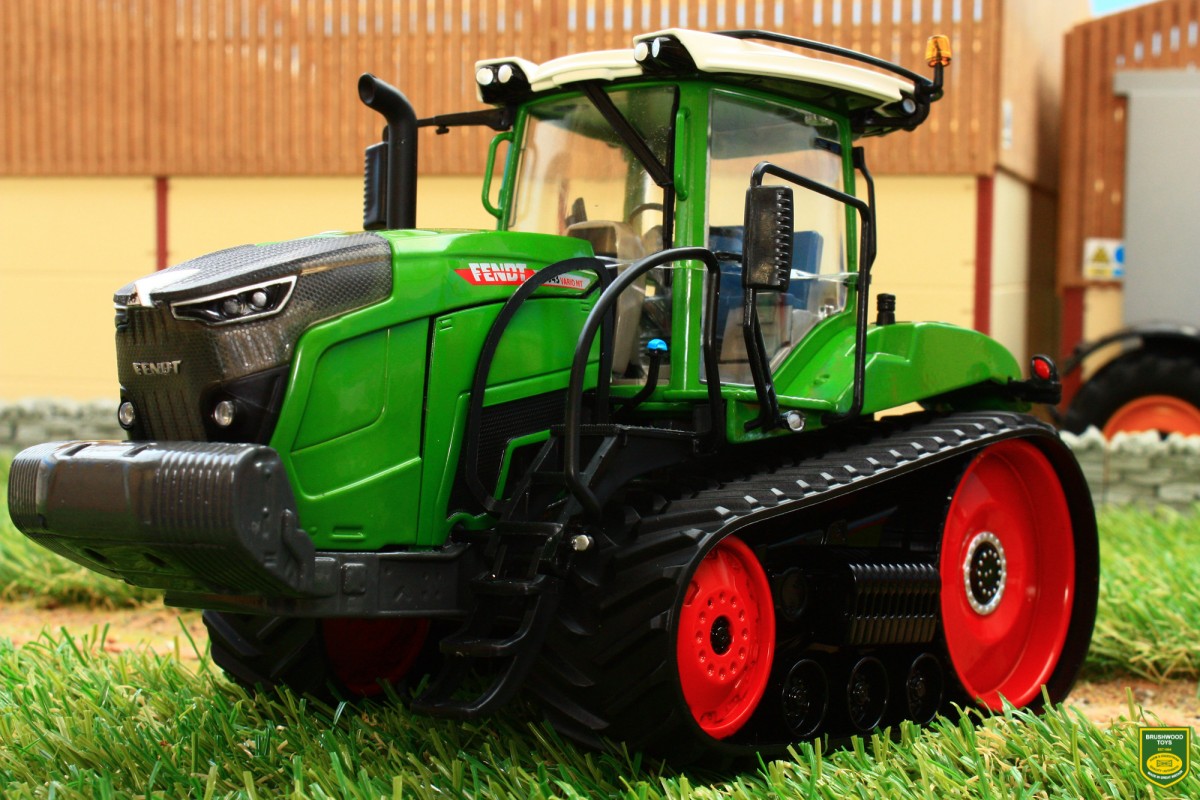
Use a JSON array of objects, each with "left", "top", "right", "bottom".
[
  {"left": 823, "top": 147, "right": 876, "bottom": 425},
  {"left": 747, "top": 160, "right": 876, "bottom": 427},
  {"left": 741, "top": 288, "right": 785, "bottom": 430}
]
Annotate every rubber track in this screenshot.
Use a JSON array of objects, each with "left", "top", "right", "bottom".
[
  {"left": 203, "top": 611, "right": 334, "bottom": 697},
  {"left": 531, "top": 411, "right": 1068, "bottom": 761}
]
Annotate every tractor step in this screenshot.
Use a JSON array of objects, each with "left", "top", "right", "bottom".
[
  {"left": 413, "top": 520, "right": 566, "bottom": 718},
  {"left": 469, "top": 574, "right": 551, "bottom": 597}
]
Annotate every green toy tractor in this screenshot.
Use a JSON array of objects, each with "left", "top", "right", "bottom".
[{"left": 8, "top": 29, "right": 1097, "bottom": 761}]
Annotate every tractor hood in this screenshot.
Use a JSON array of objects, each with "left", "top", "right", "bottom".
[{"left": 111, "top": 229, "right": 593, "bottom": 442}]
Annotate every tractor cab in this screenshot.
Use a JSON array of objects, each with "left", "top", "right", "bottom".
[{"left": 473, "top": 29, "right": 948, "bottom": 432}]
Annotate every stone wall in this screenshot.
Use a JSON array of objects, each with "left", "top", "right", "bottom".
[
  {"left": 1, "top": 401, "right": 1198, "bottom": 512},
  {"left": 1060, "top": 428, "right": 1200, "bottom": 511},
  {"left": 0, "top": 399, "right": 123, "bottom": 451}
]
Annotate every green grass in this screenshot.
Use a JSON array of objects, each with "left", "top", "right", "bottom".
[
  {"left": 0, "top": 628, "right": 1194, "bottom": 799},
  {"left": 1086, "top": 504, "right": 1200, "bottom": 681}
]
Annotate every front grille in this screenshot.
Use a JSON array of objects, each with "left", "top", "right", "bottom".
[{"left": 116, "top": 234, "right": 393, "bottom": 442}]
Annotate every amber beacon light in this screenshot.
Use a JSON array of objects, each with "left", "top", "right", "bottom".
[{"left": 925, "top": 35, "right": 952, "bottom": 68}]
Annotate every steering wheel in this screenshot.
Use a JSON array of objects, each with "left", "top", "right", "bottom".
[{"left": 627, "top": 202, "right": 663, "bottom": 226}]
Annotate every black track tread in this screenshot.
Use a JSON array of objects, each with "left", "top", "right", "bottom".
[
  {"left": 203, "top": 611, "right": 333, "bottom": 696},
  {"left": 531, "top": 411, "right": 1068, "bottom": 760},
  {"left": 1064, "top": 349, "right": 1200, "bottom": 433},
  {"left": 634, "top": 412, "right": 1033, "bottom": 535}
]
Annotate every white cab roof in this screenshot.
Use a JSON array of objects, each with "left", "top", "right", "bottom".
[{"left": 476, "top": 28, "right": 912, "bottom": 107}]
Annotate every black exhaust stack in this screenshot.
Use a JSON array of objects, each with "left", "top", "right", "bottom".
[{"left": 359, "top": 73, "right": 418, "bottom": 230}]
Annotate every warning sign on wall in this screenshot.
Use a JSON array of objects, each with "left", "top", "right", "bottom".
[{"left": 1083, "top": 238, "right": 1125, "bottom": 280}]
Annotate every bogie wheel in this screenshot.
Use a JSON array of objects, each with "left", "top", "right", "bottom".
[
  {"left": 676, "top": 536, "right": 775, "bottom": 739},
  {"left": 203, "top": 611, "right": 435, "bottom": 700},
  {"left": 939, "top": 439, "right": 1083, "bottom": 710},
  {"left": 1064, "top": 349, "right": 1200, "bottom": 437},
  {"left": 320, "top": 618, "right": 432, "bottom": 697}
]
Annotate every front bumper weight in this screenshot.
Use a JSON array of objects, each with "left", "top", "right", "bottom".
[{"left": 7, "top": 440, "right": 315, "bottom": 597}]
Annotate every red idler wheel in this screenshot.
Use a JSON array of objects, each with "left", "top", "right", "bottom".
[
  {"left": 676, "top": 535, "right": 775, "bottom": 739},
  {"left": 939, "top": 439, "right": 1074, "bottom": 710},
  {"left": 321, "top": 618, "right": 432, "bottom": 697},
  {"left": 1102, "top": 394, "right": 1200, "bottom": 438}
]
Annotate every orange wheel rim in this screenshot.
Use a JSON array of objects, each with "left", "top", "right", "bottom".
[{"left": 1103, "top": 395, "right": 1200, "bottom": 438}]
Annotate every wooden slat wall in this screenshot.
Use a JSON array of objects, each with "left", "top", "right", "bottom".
[
  {"left": 2, "top": 0, "right": 1002, "bottom": 178},
  {"left": 1058, "top": 0, "right": 1200, "bottom": 291}
]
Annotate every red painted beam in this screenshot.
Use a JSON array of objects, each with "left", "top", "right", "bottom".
[
  {"left": 973, "top": 175, "right": 993, "bottom": 334},
  {"left": 155, "top": 176, "right": 169, "bottom": 270},
  {"left": 1059, "top": 284, "right": 1086, "bottom": 404}
]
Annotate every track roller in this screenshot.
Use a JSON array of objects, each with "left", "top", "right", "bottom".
[
  {"left": 779, "top": 658, "right": 829, "bottom": 738},
  {"left": 904, "top": 653, "right": 944, "bottom": 724},
  {"left": 843, "top": 656, "right": 890, "bottom": 733}
]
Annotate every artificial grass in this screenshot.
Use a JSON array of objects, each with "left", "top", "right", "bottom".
[
  {"left": 0, "top": 627, "right": 1193, "bottom": 799},
  {"left": 1085, "top": 504, "right": 1200, "bottom": 681}
]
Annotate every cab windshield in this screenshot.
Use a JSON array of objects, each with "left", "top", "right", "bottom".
[{"left": 508, "top": 86, "right": 677, "bottom": 381}]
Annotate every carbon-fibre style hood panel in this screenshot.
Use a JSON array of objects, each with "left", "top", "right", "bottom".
[
  {"left": 114, "top": 233, "right": 391, "bottom": 305},
  {"left": 115, "top": 233, "right": 393, "bottom": 441}
]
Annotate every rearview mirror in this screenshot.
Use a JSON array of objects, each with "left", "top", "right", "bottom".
[{"left": 742, "top": 185, "right": 794, "bottom": 292}]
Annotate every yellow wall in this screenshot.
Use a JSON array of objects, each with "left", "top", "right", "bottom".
[
  {"left": 168, "top": 176, "right": 496, "bottom": 264},
  {"left": 988, "top": 172, "right": 1060, "bottom": 366},
  {"left": 0, "top": 176, "right": 497, "bottom": 400},
  {"left": 0, "top": 178, "right": 157, "bottom": 401},
  {"left": 1082, "top": 284, "right": 1126, "bottom": 378},
  {"left": 2, "top": 174, "right": 998, "bottom": 401},
  {"left": 990, "top": 172, "right": 1032, "bottom": 362},
  {"left": 870, "top": 175, "right": 977, "bottom": 332}
]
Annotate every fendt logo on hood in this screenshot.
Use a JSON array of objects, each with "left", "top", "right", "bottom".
[
  {"left": 132, "top": 360, "right": 182, "bottom": 376},
  {"left": 455, "top": 262, "right": 591, "bottom": 291}
]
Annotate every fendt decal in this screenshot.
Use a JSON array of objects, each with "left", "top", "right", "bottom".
[
  {"left": 455, "top": 262, "right": 592, "bottom": 291},
  {"left": 132, "top": 360, "right": 182, "bottom": 376}
]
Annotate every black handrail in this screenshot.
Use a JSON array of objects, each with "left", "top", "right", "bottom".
[
  {"left": 564, "top": 247, "right": 725, "bottom": 515},
  {"left": 463, "top": 257, "right": 613, "bottom": 515},
  {"left": 748, "top": 160, "right": 876, "bottom": 425},
  {"left": 716, "top": 29, "right": 941, "bottom": 100}
]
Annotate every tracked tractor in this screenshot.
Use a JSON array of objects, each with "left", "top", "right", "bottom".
[{"left": 7, "top": 29, "right": 1097, "bottom": 761}]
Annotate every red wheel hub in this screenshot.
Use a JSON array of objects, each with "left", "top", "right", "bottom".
[
  {"left": 676, "top": 536, "right": 775, "bottom": 738},
  {"left": 321, "top": 618, "right": 431, "bottom": 697},
  {"left": 1103, "top": 395, "right": 1200, "bottom": 438},
  {"left": 939, "top": 439, "right": 1074, "bottom": 710}
]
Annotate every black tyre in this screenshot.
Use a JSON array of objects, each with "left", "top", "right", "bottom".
[
  {"left": 531, "top": 524, "right": 736, "bottom": 762},
  {"left": 203, "top": 611, "right": 436, "bottom": 699},
  {"left": 532, "top": 413, "right": 1098, "bottom": 760},
  {"left": 531, "top": 474, "right": 780, "bottom": 763},
  {"left": 1063, "top": 349, "right": 1200, "bottom": 437}
]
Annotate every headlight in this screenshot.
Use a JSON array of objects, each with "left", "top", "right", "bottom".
[{"left": 170, "top": 276, "right": 296, "bottom": 325}]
